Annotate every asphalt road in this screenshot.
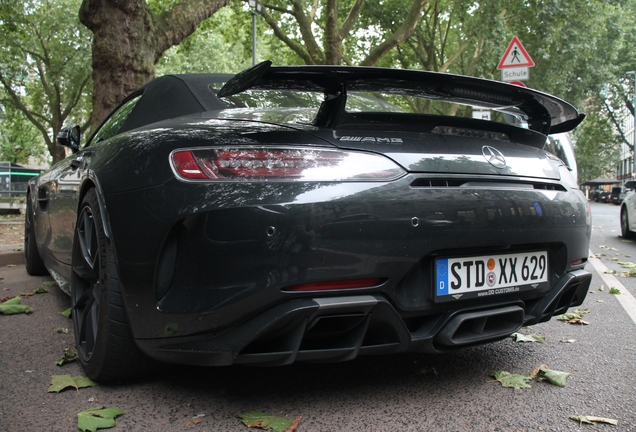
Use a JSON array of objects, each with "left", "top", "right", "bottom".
[{"left": 1, "top": 202, "right": 636, "bottom": 431}]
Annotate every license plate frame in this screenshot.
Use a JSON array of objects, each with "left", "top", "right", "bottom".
[{"left": 434, "top": 251, "right": 549, "bottom": 302}]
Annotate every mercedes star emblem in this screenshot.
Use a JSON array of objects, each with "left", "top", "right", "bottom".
[{"left": 482, "top": 145, "right": 506, "bottom": 169}]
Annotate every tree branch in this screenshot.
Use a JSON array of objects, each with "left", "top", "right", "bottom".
[
  {"left": 325, "top": 0, "right": 340, "bottom": 64},
  {"left": 339, "top": 0, "right": 365, "bottom": 41},
  {"left": 0, "top": 71, "right": 52, "bottom": 145},
  {"left": 259, "top": 7, "right": 314, "bottom": 64},
  {"left": 155, "top": 0, "right": 231, "bottom": 55},
  {"left": 289, "top": 0, "right": 325, "bottom": 64},
  {"left": 360, "top": 0, "right": 428, "bottom": 66}
]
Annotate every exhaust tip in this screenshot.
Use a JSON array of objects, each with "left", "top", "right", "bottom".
[{"left": 435, "top": 305, "right": 524, "bottom": 347}]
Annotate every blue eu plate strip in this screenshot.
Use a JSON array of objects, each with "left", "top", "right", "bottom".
[{"left": 436, "top": 259, "right": 449, "bottom": 296}]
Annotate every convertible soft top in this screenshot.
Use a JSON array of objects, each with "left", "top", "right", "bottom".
[{"left": 218, "top": 61, "right": 584, "bottom": 134}]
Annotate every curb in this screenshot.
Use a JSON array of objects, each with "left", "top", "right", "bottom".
[{"left": 0, "top": 251, "right": 25, "bottom": 267}]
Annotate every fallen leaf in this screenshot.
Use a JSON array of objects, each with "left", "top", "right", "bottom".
[
  {"left": 48, "top": 375, "right": 98, "bottom": 393},
  {"left": 599, "top": 285, "right": 604, "bottom": 292},
  {"left": 597, "top": 300, "right": 605, "bottom": 303},
  {"left": 557, "top": 312, "right": 581, "bottom": 321},
  {"left": 530, "top": 364, "right": 550, "bottom": 378},
  {"left": 284, "top": 417, "right": 302, "bottom": 432},
  {"left": 238, "top": 412, "right": 298, "bottom": 432},
  {"left": 13, "top": 247, "right": 23, "bottom": 252},
  {"left": 566, "top": 318, "right": 589, "bottom": 325},
  {"left": 0, "top": 295, "right": 15, "bottom": 302},
  {"left": 560, "top": 339, "right": 576, "bottom": 343},
  {"left": 192, "top": 418, "right": 202, "bottom": 425},
  {"left": 569, "top": 415, "right": 618, "bottom": 426},
  {"left": 572, "top": 308, "right": 590, "bottom": 315},
  {"left": 19, "top": 292, "right": 34, "bottom": 296},
  {"left": 77, "top": 406, "right": 123, "bottom": 432},
  {"left": 60, "top": 307, "right": 72, "bottom": 318},
  {"left": 33, "top": 287, "right": 48, "bottom": 294},
  {"left": 610, "top": 287, "right": 621, "bottom": 294},
  {"left": 511, "top": 333, "right": 545, "bottom": 343},
  {"left": 490, "top": 370, "right": 532, "bottom": 389},
  {"left": 158, "top": 323, "right": 179, "bottom": 337},
  {"left": 6, "top": 264, "right": 16, "bottom": 267},
  {"left": 56, "top": 348, "right": 78, "bottom": 366},
  {"left": 54, "top": 327, "right": 69, "bottom": 334},
  {"left": 0, "top": 296, "right": 33, "bottom": 315},
  {"left": 43, "top": 281, "right": 58, "bottom": 286},
  {"left": 535, "top": 367, "right": 571, "bottom": 387}
]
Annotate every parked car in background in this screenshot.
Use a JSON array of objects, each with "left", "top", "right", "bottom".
[
  {"left": 612, "top": 187, "right": 625, "bottom": 205},
  {"left": 599, "top": 190, "right": 612, "bottom": 203},
  {"left": 620, "top": 187, "right": 633, "bottom": 204},
  {"left": 25, "top": 62, "right": 592, "bottom": 382},
  {"left": 621, "top": 181, "right": 636, "bottom": 237}
]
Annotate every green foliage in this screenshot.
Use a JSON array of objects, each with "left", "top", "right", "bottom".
[
  {"left": 0, "top": 296, "right": 33, "bottom": 315},
  {"left": 238, "top": 412, "right": 296, "bottom": 432},
  {"left": 0, "top": 0, "right": 92, "bottom": 163},
  {"left": 56, "top": 348, "right": 78, "bottom": 366},
  {"left": 0, "top": 104, "right": 46, "bottom": 165},
  {"left": 573, "top": 100, "right": 622, "bottom": 183},
  {"left": 47, "top": 375, "right": 98, "bottom": 393},
  {"left": 535, "top": 368, "right": 571, "bottom": 387},
  {"left": 77, "top": 406, "right": 124, "bottom": 432},
  {"left": 491, "top": 370, "right": 533, "bottom": 389},
  {"left": 157, "top": 5, "right": 252, "bottom": 74}
]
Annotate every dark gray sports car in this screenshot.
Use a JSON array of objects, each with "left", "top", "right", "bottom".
[{"left": 26, "top": 61, "right": 592, "bottom": 381}]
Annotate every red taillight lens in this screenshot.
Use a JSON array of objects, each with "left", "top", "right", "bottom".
[
  {"left": 172, "top": 150, "right": 208, "bottom": 179},
  {"left": 171, "top": 147, "right": 405, "bottom": 182},
  {"left": 284, "top": 278, "right": 385, "bottom": 291}
]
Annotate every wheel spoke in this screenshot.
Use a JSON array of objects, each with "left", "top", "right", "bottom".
[
  {"left": 77, "top": 210, "right": 99, "bottom": 280},
  {"left": 72, "top": 205, "right": 103, "bottom": 361}
]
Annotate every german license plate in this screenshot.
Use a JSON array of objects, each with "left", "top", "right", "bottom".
[{"left": 435, "top": 251, "right": 548, "bottom": 302}]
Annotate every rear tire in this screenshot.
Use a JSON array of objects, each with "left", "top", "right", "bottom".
[
  {"left": 24, "top": 196, "right": 48, "bottom": 276},
  {"left": 621, "top": 207, "right": 636, "bottom": 239},
  {"left": 72, "top": 189, "right": 151, "bottom": 381}
]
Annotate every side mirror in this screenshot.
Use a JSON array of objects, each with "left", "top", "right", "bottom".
[{"left": 57, "top": 125, "right": 81, "bottom": 153}]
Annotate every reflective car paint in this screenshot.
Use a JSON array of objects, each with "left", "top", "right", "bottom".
[{"left": 27, "top": 66, "right": 592, "bottom": 375}]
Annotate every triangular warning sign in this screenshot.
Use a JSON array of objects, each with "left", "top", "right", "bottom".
[{"left": 497, "top": 36, "right": 535, "bottom": 69}]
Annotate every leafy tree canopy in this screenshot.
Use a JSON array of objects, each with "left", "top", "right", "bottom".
[{"left": 0, "top": 0, "right": 92, "bottom": 163}]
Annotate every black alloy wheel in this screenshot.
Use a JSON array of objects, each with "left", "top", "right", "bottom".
[
  {"left": 71, "top": 189, "right": 148, "bottom": 381},
  {"left": 24, "top": 195, "right": 47, "bottom": 276}
]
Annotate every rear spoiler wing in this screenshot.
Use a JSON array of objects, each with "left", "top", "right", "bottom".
[{"left": 218, "top": 61, "right": 584, "bottom": 135}]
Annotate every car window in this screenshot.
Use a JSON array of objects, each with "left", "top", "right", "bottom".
[{"left": 90, "top": 95, "right": 142, "bottom": 144}]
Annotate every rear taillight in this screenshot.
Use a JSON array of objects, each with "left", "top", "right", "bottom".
[{"left": 171, "top": 147, "right": 405, "bottom": 182}]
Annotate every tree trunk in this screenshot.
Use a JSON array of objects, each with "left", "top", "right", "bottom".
[{"left": 79, "top": 0, "right": 229, "bottom": 132}]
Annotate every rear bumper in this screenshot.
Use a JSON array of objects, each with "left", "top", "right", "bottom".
[{"left": 136, "top": 269, "right": 591, "bottom": 366}]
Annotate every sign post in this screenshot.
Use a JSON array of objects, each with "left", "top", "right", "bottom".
[{"left": 497, "top": 36, "right": 534, "bottom": 83}]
